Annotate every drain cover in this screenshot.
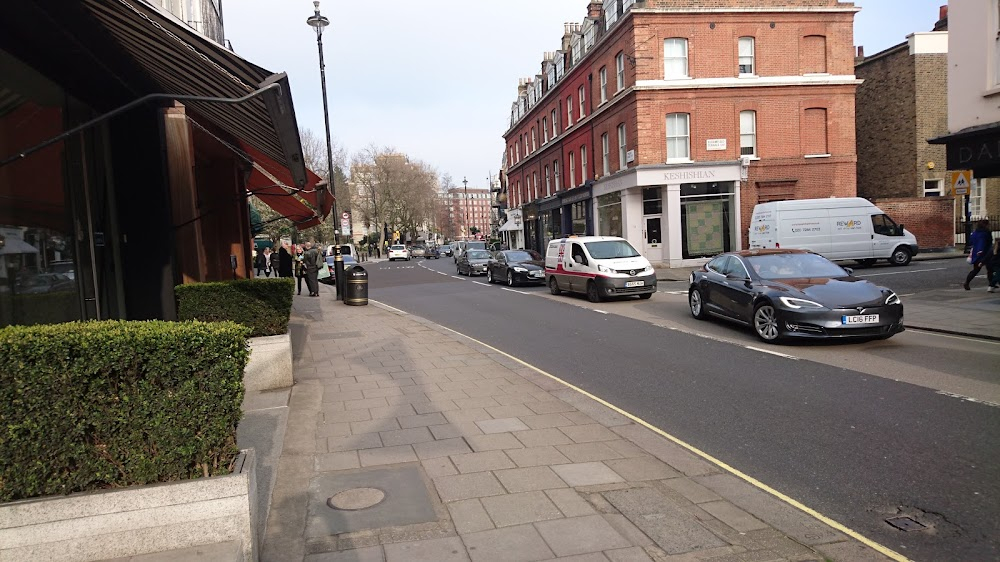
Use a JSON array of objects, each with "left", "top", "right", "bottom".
[
  {"left": 327, "top": 487, "right": 386, "bottom": 511},
  {"left": 886, "top": 516, "right": 927, "bottom": 532}
]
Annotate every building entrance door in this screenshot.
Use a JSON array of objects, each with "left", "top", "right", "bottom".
[{"left": 643, "top": 215, "right": 663, "bottom": 262}]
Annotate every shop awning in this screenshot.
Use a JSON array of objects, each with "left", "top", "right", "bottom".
[
  {"left": 80, "top": 0, "right": 329, "bottom": 210},
  {"left": 241, "top": 144, "right": 332, "bottom": 218},
  {"left": 498, "top": 221, "right": 522, "bottom": 232}
]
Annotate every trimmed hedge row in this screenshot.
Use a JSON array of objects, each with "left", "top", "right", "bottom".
[
  {"left": 176, "top": 277, "right": 294, "bottom": 337},
  {"left": 0, "top": 320, "right": 250, "bottom": 502}
]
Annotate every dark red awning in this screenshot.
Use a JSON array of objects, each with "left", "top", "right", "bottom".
[{"left": 240, "top": 143, "right": 332, "bottom": 218}]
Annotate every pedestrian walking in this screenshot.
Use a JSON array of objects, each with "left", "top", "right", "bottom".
[
  {"left": 295, "top": 245, "right": 306, "bottom": 295},
  {"left": 255, "top": 247, "right": 273, "bottom": 277},
  {"left": 269, "top": 247, "right": 280, "bottom": 276},
  {"left": 278, "top": 242, "right": 293, "bottom": 278},
  {"left": 988, "top": 238, "right": 1000, "bottom": 293},
  {"left": 964, "top": 219, "right": 994, "bottom": 291},
  {"left": 302, "top": 241, "right": 321, "bottom": 297}
]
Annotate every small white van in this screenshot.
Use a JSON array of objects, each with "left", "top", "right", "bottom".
[
  {"left": 545, "top": 236, "right": 656, "bottom": 302},
  {"left": 748, "top": 198, "right": 919, "bottom": 266}
]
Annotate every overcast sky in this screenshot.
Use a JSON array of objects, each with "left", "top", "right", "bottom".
[{"left": 223, "top": 0, "right": 948, "bottom": 190}]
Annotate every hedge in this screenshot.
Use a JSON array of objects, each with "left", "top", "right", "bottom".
[
  {"left": 175, "top": 277, "right": 294, "bottom": 337},
  {"left": 0, "top": 320, "right": 250, "bottom": 502}
]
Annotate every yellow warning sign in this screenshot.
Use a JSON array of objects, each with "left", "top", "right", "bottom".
[{"left": 949, "top": 170, "right": 972, "bottom": 196}]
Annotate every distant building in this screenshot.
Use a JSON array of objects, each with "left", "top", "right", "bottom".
[
  {"left": 503, "top": 0, "right": 861, "bottom": 265},
  {"left": 446, "top": 186, "right": 491, "bottom": 240},
  {"left": 854, "top": 7, "right": 956, "bottom": 250},
  {"left": 929, "top": 0, "right": 1000, "bottom": 226}
]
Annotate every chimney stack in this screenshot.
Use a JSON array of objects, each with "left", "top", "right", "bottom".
[
  {"left": 939, "top": 5, "right": 947, "bottom": 21},
  {"left": 588, "top": 1, "right": 603, "bottom": 19},
  {"left": 562, "top": 23, "right": 574, "bottom": 51}
]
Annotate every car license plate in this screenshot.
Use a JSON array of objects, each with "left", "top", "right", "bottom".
[
  {"left": 530, "top": 271, "right": 543, "bottom": 277},
  {"left": 625, "top": 281, "right": 644, "bottom": 288},
  {"left": 842, "top": 314, "right": 879, "bottom": 325}
]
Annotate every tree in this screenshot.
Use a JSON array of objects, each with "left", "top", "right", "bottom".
[{"left": 469, "top": 226, "right": 480, "bottom": 236}]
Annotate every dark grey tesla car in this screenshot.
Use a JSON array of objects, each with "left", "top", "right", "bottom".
[
  {"left": 487, "top": 249, "right": 545, "bottom": 286},
  {"left": 688, "top": 249, "right": 904, "bottom": 342}
]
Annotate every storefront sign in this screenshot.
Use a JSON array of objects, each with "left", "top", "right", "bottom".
[{"left": 663, "top": 169, "right": 717, "bottom": 182}]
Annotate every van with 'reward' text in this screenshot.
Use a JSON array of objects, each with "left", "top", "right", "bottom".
[{"left": 748, "top": 197, "right": 919, "bottom": 266}]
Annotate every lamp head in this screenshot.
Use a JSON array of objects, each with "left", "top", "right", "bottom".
[{"left": 306, "top": 1, "right": 329, "bottom": 38}]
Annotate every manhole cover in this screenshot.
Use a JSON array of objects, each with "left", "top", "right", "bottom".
[
  {"left": 327, "top": 487, "right": 386, "bottom": 511},
  {"left": 886, "top": 516, "right": 927, "bottom": 532}
]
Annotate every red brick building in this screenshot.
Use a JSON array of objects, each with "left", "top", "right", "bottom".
[
  {"left": 502, "top": 0, "right": 860, "bottom": 266},
  {"left": 446, "top": 186, "right": 492, "bottom": 241}
]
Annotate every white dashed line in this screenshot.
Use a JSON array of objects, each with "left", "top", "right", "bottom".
[
  {"left": 473, "top": 281, "right": 490, "bottom": 286},
  {"left": 451, "top": 276, "right": 465, "bottom": 280},
  {"left": 659, "top": 290, "right": 688, "bottom": 295},
  {"left": 501, "top": 288, "right": 531, "bottom": 295},
  {"left": 860, "top": 267, "right": 946, "bottom": 277},
  {"left": 936, "top": 391, "right": 1000, "bottom": 408},
  {"left": 593, "top": 309, "right": 609, "bottom": 315},
  {"left": 743, "top": 346, "right": 799, "bottom": 360}
]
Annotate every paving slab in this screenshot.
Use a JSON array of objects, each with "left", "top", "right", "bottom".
[
  {"left": 534, "top": 515, "right": 632, "bottom": 557},
  {"left": 601, "top": 487, "right": 727, "bottom": 555},
  {"left": 434, "top": 472, "right": 507, "bottom": 502},
  {"left": 451, "top": 450, "right": 517, "bottom": 473},
  {"left": 505, "top": 445, "right": 572, "bottom": 468},
  {"left": 383, "top": 537, "right": 470, "bottom": 562},
  {"left": 461, "top": 524, "right": 555, "bottom": 562},
  {"left": 480, "top": 491, "right": 564, "bottom": 527},
  {"left": 551, "top": 462, "right": 625, "bottom": 487},
  {"left": 476, "top": 417, "right": 531, "bottom": 434},
  {"left": 304, "top": 545, "right": 385, "bottom": 561},
  {"left": 448, "top": 499, "right": 495, "bottom": 534},
  {"left": 413, "top": 437, "right": 473, "bottom": 460},
  {"left": 546, "top": 488, "right": 598, "bottom": 518}
]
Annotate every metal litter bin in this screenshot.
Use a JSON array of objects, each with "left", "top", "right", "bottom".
[{"left": 344, "top": 266, "right": 368, "bottom": 306}]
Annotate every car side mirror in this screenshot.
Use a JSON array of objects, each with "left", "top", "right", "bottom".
[
  {"left": 897, "top": 224, "right": 904, "bottom": 235},
  {"left": 844, "top": 267, "right": 854, "bottom": 276}
]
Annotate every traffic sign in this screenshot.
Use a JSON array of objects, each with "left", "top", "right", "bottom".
[{"left": 949, "top": 170, "right": 972, "bottom": 196}]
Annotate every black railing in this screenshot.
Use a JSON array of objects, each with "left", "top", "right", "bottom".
[{"left": 955, "top": 215, "right": 1000, "bottom": 250}]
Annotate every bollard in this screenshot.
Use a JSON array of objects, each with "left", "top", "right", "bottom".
[{"left": 344, "top": 265, "right": 368, "bottom": 306}]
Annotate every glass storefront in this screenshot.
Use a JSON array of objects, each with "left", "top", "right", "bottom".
[
  {"left": 597, "top": 192, "right": 622, "bottom": 237},
  {"left": 571, "top": 201, "right": 587, "bottom": 235},
  {"left": 542, "top": 208, "right": 561, "bottom": 248},
  {"left": 0, "top": 49, "right": 116, "bottom": 327},
  {"left": 680, "top": 181, "right": 735, "bottom": 259}
]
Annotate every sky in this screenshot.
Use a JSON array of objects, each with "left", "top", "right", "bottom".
[{"left": 223, "top": 0, "right": 948, "bottom": 190}]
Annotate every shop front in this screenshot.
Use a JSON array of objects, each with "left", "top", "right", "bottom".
[
  {"left": 559, "top": 184, "right": 593, "bottom": 237},
  {"left": 591, "top": 163, "right": 743, "bottom": 267},
  {"left": 498, "top": 208, "right": 525, "bottom": 250},
  {"left": 538, "top": 195, "right": 562, "bottom": 250}
]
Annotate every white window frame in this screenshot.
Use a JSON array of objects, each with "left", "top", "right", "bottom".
[
  {"left": 738, "top": 37, "right": 755, "bottom": 76},
  {"left": 554, "top": 159, "right": 561, "bottom": 191},
  {"left": 970, "top": 179, "right": 986, "bottom": 216},
  {"left": 532, "top": 128, "right": 537, "bottom": 152},
  {"left": 666, "top": 113, "right": 691, "bottom": 162},
  {"left": 600, "top": 67, "right": 608, "bottom": 103},
  {"left": 515, "top": 143, "right": 520, "bottom": 162},
  {"left": 739, "top": 110, "right": 757, "bottom": 157},
  {"left": 616, "top": 52, "right": 625, "bottom": 92},
  {"left": 581, "top": 145, "right": 588, "bottom": 182},
  {"left": 664, "top": 38, "right": 689, "bottom": 79},
  {"left": 617, "top": 123, "right": 627, "bottom": 171},
  {"left": 579, "top": 85, "right": 586, "bottom": 118},
  {"left": 567, "top": 96, "right": 573, "bottom": 127},
  {"left": 569, "top": 151, "right": 576, "bottom": 188},
  {"left": 923, "top": 179, "right": 943, "bottom": 197},
  {"left": 551, "top": 109, "right": 558, "bottom": 137},
  {"left": 545, "top": 165, "right": 551, "bottom": 196},
  {"left": 602, "top": 133, "right": 610, "bottom": 176},
  {"left": 542, "top": 117, "right": 548, "bottom": 143}
]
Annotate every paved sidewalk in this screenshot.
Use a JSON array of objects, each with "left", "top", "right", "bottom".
[{"left": 259, "top": 289, "right": 894, "bottom": 562}]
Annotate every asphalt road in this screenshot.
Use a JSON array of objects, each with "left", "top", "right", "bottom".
[{"left": 364, "top": 256, "right": 1000, "bottom": 562}]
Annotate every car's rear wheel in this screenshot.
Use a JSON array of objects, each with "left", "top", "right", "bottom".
[
  {"left": 888, "top": 247, "right": 911, "bottom": 266},
  {"left": 507, "top": 271, "right": 515, "bottom": 286},
  {"left": 548, "top": 277, "right": 561, "bottom": 295},
  {"left": 753, "top": 302, "right": 781, "bottom": 342},
  {"left": 587, "top": 281, "right": 602, "bottom": 303},
  {"left": 487, "top": 269, "right": 495, "bottom": 283},
  {"left": 689, "top": 288, "right": 708, "bottom": 319}
]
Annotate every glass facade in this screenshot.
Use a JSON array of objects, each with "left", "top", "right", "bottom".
[
  {"left": 571, "top": 201, "right": 587, "bottom": 235},
  {"left": 679, "top": 182, "right": 735, "bottom": 259},
  {"left": 597, "top": 192, "right": 622, "bottom": 237}
]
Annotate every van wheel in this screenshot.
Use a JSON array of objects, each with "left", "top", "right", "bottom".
[
  {"left": 587, "top": 281, "right": 603, "bottom": 303},
  {"left": 689, "top": 288, "right": 708, "bottom": 319},
  {"left": 888, "top": 247, "right": 911, "bottom": 266},
  {"left": 548, "top": 277, "right": 561, "bottom": 295},
  {"left": 639, "top": 292, "right": 653, "bottom": 300}
]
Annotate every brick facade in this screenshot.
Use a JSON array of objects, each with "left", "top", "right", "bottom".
[{"left": 503, "top": 0, "right": 859, "bottom": 257}]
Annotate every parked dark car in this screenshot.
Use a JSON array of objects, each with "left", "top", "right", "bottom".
[
  {"left": 15, "top": 273, "right": 76, "bottom": 294},
  {"left": 456, "top": 249, "right": 492, "bottom": 276},
  {"left": 487, "top": 249, "right": 544, "bottom": 286},
  {"left": 320, "top": 254, "right": 358, "bottom": 285},
  {"left": 439, "top": 245, "right": 452, "bottom": 257},
  {"left": 688, "top": 249, "right": 904, "bottom": 343}
]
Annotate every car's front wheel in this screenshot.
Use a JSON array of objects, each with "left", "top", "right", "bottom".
[
  {"left": 888, "top": 247, "right": 911, "bottom": 266},
  {"left": 753, "top": 302, "right": 781, "bottom": 342},
  {"left": 586, "top": 281, "right": 602, "bottom": 303},
  {"left": 548, "top": 277, "right": 561, "bottom": 295},
  {"left": 689, "top": 287, "right": 708, "bottom": 319}
]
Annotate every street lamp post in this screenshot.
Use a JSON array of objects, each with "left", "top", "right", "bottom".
[
  {"left": 307, "top": 1, "right": 344, "bottom": 300},
  {"left": 462, "top": 176, "right": 470, "bottom": 240}
]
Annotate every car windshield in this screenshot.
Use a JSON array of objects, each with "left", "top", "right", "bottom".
[
  {"left": 391, "top": 245, "right": 405, "bottom": 250},
  {"left": 746, "top": 253, "right": 847, "bottom": 279},
  {"left": 585, "top": 240, "right": 640, "bottom": 259},
  {"left": 506, "top": 250, "right": 541, "bottom": 262},
  {"left": 466, "top": 250, "right": 492, "bottom": 260}
]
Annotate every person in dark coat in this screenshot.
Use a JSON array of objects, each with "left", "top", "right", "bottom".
[
  {"left": 278, "top": 243, "right": 293, "bottom": 278},
  {"left": 965, "top": 219, "right": 994, "bottom": 291},
  {"left": 255, "top": 247, "right": 273, "bottom": 277},
  {"left": 302, "top": 241, "right": 321, "bottom": 296}
]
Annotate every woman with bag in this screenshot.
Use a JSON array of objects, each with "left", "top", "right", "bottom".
[{"left": 964, "top": 219, "right": 993, "bottom": 291}]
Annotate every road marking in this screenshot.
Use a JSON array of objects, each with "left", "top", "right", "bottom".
[
  {"left": 593, "top": 309, "right": 609, "bottom": 314},
  {"left": 860, "top": 267, "right": 946, "bottom": 277},
  {"left": 428, "top": 327, "right": 910, "bottom": 562},
  {"left": 936, "top": 391, "right": 1000, "bottom": 408},
  {"left": 473, "top": 281, "right": 490, "bottom": 286},
  {"left": 744, "top": 346, "right": 799, "bottom": 360},
  {"left": 501, "top": 287, "right": 531, "bottom": 295},
  {"left": 451, "top": 276, "right": 465, "bottom": 280},
  {"left": 659, "top": 290, "right": 687, "bottom": 295},
  {"left": 898, "top": 293, "right": 915, "bottom": 297},
  {"left": 369, "top": 300, "right": 408, "bottom": 315}
]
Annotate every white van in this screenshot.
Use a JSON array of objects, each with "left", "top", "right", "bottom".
[
  {"left": 545, "top": 236, "right": 656, "bottom": 302},
  {"left": 454, "top": 240, "right": 487, "bottom": 263},
  {"left": 748, "top": 198, "right": 919, "bottom": 266}
]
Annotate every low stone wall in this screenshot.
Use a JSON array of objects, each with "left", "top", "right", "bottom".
[
  {"left": 244, "top": 333, "right": 293, "bottom": 392},
  {"left": 0, "top": 450, "right": 258, "bottom": 562}
]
